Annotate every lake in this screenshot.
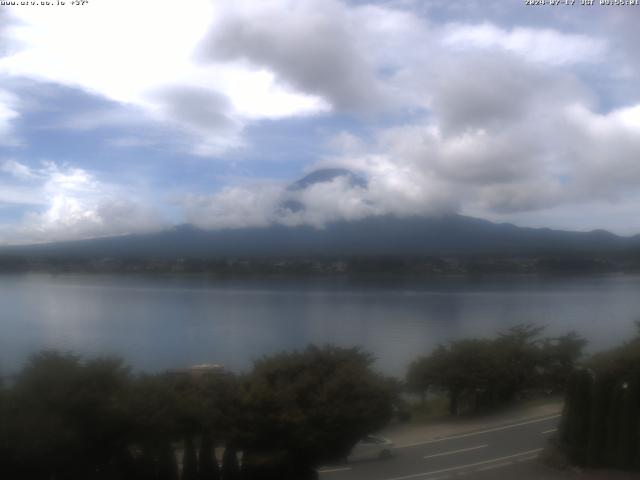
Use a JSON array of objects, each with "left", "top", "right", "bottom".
[{"left": 1, "top": 273, "right": 638, "bottom": 377}]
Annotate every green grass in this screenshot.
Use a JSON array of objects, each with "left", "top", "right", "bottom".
[{"left": 408, "top": 395, "right": 450, "bottom": 423}]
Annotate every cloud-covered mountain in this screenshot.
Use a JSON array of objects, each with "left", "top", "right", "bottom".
[
  {"left": 3, "top": 168, "right": 639, "bottom": 259},
  {"left": 3, "top": 1, "right": 640, "bottom": 243},
  {"left": 287, "top": 168, "right": 367, "bottom": 192},
  {"left": 3, "top": 214, "right": 637, "bottom": 260}
]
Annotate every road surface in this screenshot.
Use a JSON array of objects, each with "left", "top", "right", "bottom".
[{"left": 319, "top": 414, "right": 561, "bottom": 480}]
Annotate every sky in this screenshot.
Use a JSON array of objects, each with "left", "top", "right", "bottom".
[{"left": 1, "top": 0, "right": 640, "bottom": 244}]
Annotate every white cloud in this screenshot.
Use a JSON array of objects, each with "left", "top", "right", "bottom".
[
  {"left": 1, "top": 158, "right": 33, "bottom": 179},
  {"left": 321, "top": 99, "right": 640, "bottom": 222},
  {"left": 18, "top": 196, "right": 163, "bottom": 244},
  {"left": 183, "top": 158, "right": 458, "bottom": 231},
  {"left": 176, "top": 29, "right": 640, "bottom": 235},
  {"left": 0, "top": 0, "right": 330, "bottom": 154},
  {"left": 200, "top": 0, "right": 394, "bottom": 113},
  {"left": 2, "top": 0, "right": 640, "bottom": 240},
  {"left": 443, "top": 23, "right": 607, "bottom": 66},
  {"left": 0, "top": 161, "right": 165, "bottom": 244},
  {"left": 183, "top": 183, "right": 283, "bottom": 230},
  {"left": 0, "top": 183, "right": 43, "bottom": 206},
  {"left": 0, "top": 89, "right": 19, "bottom": 145},
  {"left": 177, "top": 50, "right": 640, "bottom": 233}
]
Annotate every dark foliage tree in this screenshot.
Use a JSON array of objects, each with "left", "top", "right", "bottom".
[
  {"left": 199, "top": 434, "right": 220, "bottom": 480},
  {"left": 560, "top": 369, "right": 592, "bottom": 464},
  {"left": 406, "top": 346, "right": 448, "bottom": 402},
  {"left": 615, "top": 376, "right": 640, "bottom": 470},
  {"left": 586, "top": 372, "right": 615, "bottom": 467},
  {"left": 493, "top": 324, "right": 546, "bottom": 401},
  {"left": 236, "top": 346, "right": 395, "bottom": 477},
  {"left": 3, "top": 352, "right": 132, "bottom": 479},
  {"left": 157, "top": 442, "right": 179, "bottom": 480},
  {"left": 221, "top": 444, "right": 240, "bottom": 480},
  {"left": 1, "top": 345, "right": 392, "bottom": 480},
  {"left": 183, "top": 436, "right": 198, "bottom": 480},
  {"left": 406, "top": 325, "right": 571, "bottom": 416},
  {"left": 539, "top": 332, "right": 587, "bottom": 393},
  {"left": 559, "top": 326, "right": 640, "bottom": 471}
]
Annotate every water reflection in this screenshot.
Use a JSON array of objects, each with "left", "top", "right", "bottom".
[{"left": 1, "top": 273, "right": 639, "bottom": 376}]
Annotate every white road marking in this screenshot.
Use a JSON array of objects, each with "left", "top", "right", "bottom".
[
  {"left": 382, "top": 448, "right": 543, "bottom": 480},
  {"left": 476, "top": 461, "right": 512, "bottom": 472},
  {"left": 318, "top": 466, "right": 352, "bottom": 474},
  {"left": 542, "top": 428, "right": 558, "bottom": 434},
  {"left": 517, "top": 455, "right": 540, "bottom": 462},
  {"left": 423, "top": 444, "right": 488, "bottom": 460},
  {"left": 396, "top": 414, "right": 561, "bottom": 449}
]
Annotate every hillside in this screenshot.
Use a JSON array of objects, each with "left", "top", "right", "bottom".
[{"left": 1, "top": 214, "right": 638, "bottom": 260}]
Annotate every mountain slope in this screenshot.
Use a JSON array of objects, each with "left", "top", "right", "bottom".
[{"left": 2, "top": 215, "right": 638, "bottom": 259}]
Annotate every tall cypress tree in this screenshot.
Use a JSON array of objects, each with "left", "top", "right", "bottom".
[
  {"left": 633, "top": 376, "right": 640, "bottom": 471},
  {"left": 615, "top": 377, "right": 640, "bottom": 470},
  {"left": 157, "top": 443, "right": 179, "bottom": 480},
  {"left": 562, "top": 369, "right": 592, "bottom": 464},
  {"left": 605, "top": 380, "right": 625, "bottom": 468},
  {"left": 199, "top": 434, "right": 220, "bottom": 480},
  {"left": 183, "top": 436, "right": 198, "bottom": 480},
  {"left": 586, "top": 373, "right": 615, "bottom": 468},
  {"left": 221, "top": 444, "right": 240, "bottom": 480}
]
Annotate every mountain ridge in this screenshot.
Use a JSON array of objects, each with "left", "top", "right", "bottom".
[{"left": 2, "top": 214, "right": 639, "bottom": 259}]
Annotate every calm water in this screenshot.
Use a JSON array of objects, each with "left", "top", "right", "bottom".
[{"left": 1, "top": 273, "right": 639, "bottom": 376}]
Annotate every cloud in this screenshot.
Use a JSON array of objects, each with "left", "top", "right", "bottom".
[
  {"left": 326, "top": 100, "right": 640, "bottom": 220},
  {"left": 183, "top": 183, "right": 283, "bottom": 230},
  {"left": 17, "top": 196, "right": 163, "bottom": 244},
  {"left": 0, "top": 161, "right": 165, "bottom": 244},
  {"left": 180, "top": 42, "right": 640, "bottom": 233},
  {"left": 2, "top": 0, "right": 640, "bottom": 241},
  {"left": 0, "top": 8, "right": 15, "bottom": 57},
  {"left": 429, "top": 53, "right": 592, "bottom": 134},
  {"left": 0, "top": 184, "right": 42, "bottom": 207},
  {"left": 147, "top": 85, "right": 243, "bottom": 155},
  {"left": 442, "top": 23, "right": 606, "bottom": 66},
  {"left": 174, "top": 10, "right": 640, "bottom": 234},
  {"left": 1, "top": 159, "right": 33, "bottom": 179},
  {"left": 0, "top": 0, "right": 330, "bottom": 154},
  {"left": 183, "top": 160, "right": 459, "bottom": 231},
  {"left": 200, "top": 0, "right": 391, "bottom": 114},
  {"left": 0, "top": 89, "right": 19, "bottom": 145}
]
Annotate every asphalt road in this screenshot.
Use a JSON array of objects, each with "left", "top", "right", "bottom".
[{"left": 319, "top": 414, "right": 561, "bottom": 480}]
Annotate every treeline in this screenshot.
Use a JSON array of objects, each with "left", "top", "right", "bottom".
[
  {"left": 559, "top": 323, "right": 640, "bottom": 471},
  {"left": 406, "top": 325, "right": 587, "bottom": 415},
  {"left": 1, "top": 254, "right": 637, "bottom": 276},
  {"left": 2, "top": 325, "right": 636, "bottom": 478},
  {"left": 0, "top": 346, "right": 396, "bottom": 480}
]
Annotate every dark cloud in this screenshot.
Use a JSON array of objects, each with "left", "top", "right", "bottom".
[
  {"left": 153, "top": 86, "right": 233, "bottom": 132},
  {"left": 430, "top": 53, "right": 592, "bottom": 134}
]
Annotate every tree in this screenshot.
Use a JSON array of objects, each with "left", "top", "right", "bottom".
[
  {"left": 559, "top": 328, "right": 640, "bottom": 472},
  {"left": 182, "top": 436, "right": 198, "bottom": 480},
  {"left": 157, "top": 441, "right": 179, "bottom": 480},
  {"left": 539, "top": 332, "right": 587, "bottom": 394},
  {"left": 199, "top": 434, "right": 220, "bottom": 480},
  {"left": 5, "top": 351, "right": 132, "bottom": 479},
  {"left": 408, "top": 338, "right": 506, "bottom": 415},
  {"left": 407, "top": 325, "right": 585, "bottom": 416},
  {"left": 236, "top": 346, "right": 395, "bottom": 477},
  {"left": 559, "top": 369, "right": 593, "bottom": 465},
  {"left": 493, "top": 324, "right": 546, "bottom": 401},
  {"left": 221, "top": 444, "right": 240, "bottom": 480},
  {"left": 617, "top": 375, "right": 640, "bottom": 470},
  {"left": 406, "top": 347, "right": 447, "bottom": 402}
]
